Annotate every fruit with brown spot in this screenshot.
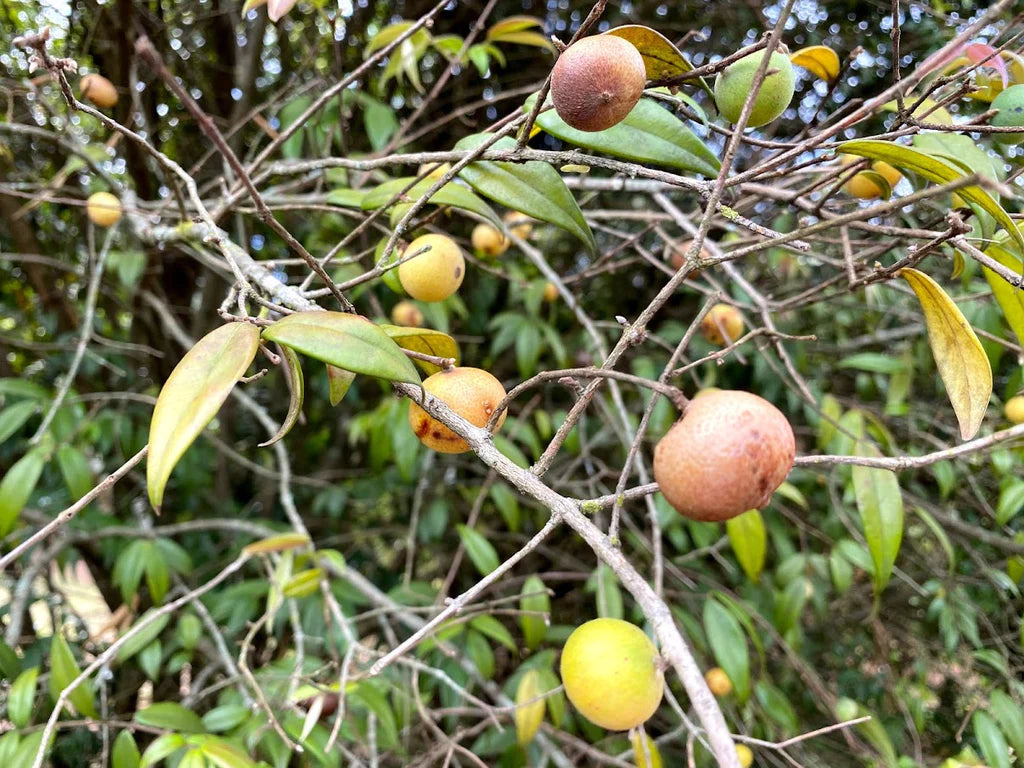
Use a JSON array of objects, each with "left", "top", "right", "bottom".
[
  {"left": 550, "top": 35, "right": 647, "bottom": 132},
  {"left": 398, "top": 234, "right": 465, "bottom": 302},
  {"left": 407, "top": 367, "right": 507, "bottom": 453},
  {"left": 471, "top": 223, "right": 508, "bottom": 257},
  {"left": 79, "top": 74, "right": 118, "bottom": 109},
  {"left": 653, "top": 390, "right": 795, "bottom": 522},
  {"left": 701, "top": 303, "right": 744, "bottom": 346},
  {"left": 390, "top": 300, "right": 423, "bottom": 328}
]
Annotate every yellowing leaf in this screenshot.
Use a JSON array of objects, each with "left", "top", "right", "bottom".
[
  {"left": 604, "top": 25, "right": 712, "bottom": 97},
  {"left": 259, "top": 345, "right": 304, "bottom": 448},
  {"left": 514, "top": 669, "right": 545, "bottom": 747},
  {"left": 881, "top": 98, "right": 954, "bottom": 125},
  {"left": 726, "top": 510, "right": 766, "bottom": 583},
  {"left": 486, "top": 16, "right": 545, "bottom": 41},
  {"left": 378, "top": 325, "right": 460, "bottom": 375},
  {"left": 983, "top": 239, "right": 1024, "bottom": 349},
  {"left": 790, "top": 45, "right": 840, "bottom": 81},
  {"left": 898, "top": 268, "right": 992, "bottom": 439},
  {"left": 147, "top": 323, "right": 261, "bottom": 510},
  {"left": 326, "top": 364, "right": 355, "bottom": 406},
  {"left": 631, "top": 732, "right": 663, "bottom": 768},
  {"left": 242, "top": 533, "right": 311, "bottom": 555}
]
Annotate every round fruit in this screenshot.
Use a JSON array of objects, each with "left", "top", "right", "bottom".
[
  {"left": 714, "top": 50, "right": 795, "bottom": 128},
  {"left": 701, "top": 304, "right": 744, "bottom": 346},
  {"left": 991, "top": 84, "right": 1024, "bottom": 145},
  {"left": 653, "top": 390, "right": 795, "bottom": 522},
  {"left": 407, "top": 367, "right": 507, "bottom": 454},
  {"left": 841, "top": 156, "right": 902, "bottom": 200},
  {"left": 390, "top": 300, "right": 423, "bottom": 328},
  {"left": 704, "top": 667, "right": 732, "bottom": 697},
  {"left": 417, "top": 162, "right": 451, "bottom": 179},
  {"left": 669, "top": 239, "right": 710, "bottom": 278},
  {"left": 79, "top": 73, "right": 118, "bottom": 109},
  {"left": 872, "top": 160, "right": 903, "bottom": 189},
  {"left": 398, "top": 234, "right": 465, "bottom": 302},
  {"left": 550, "top": 35, "right": 647, "bottom": 132},
  {"left": 559, "top": 618, "right": 664, "bottom": 731},
  {"left": 631, "top": 732, "right": 663, "bottom": 768},
  {"left": 503, "top": 211, "right": 534, "bottom": 241},
  {"left": 736, "top": 744, "right": 754, "bottom": 768},
  {"left": 471, "top": 223, "right": 508, "bottom": 257},
  {"left": 542, "top": 282, "right": 559, "bottom": 303},
  {"left": 86, "top": 192, "right": 122, "bottom": 227},
  {"left": 1005, "top": 395, "right": 1024, "bottom": 424}
]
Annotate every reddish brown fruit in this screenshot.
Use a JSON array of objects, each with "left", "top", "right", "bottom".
[
  {"left": 550, "top": 36, "right": 647, "bottom": 132},
  {"left": 653, "top": 390, "right": 795, "bottom": 522}
]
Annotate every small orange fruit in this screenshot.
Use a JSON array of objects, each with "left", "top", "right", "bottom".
[
  {"left": 542, "top": 282, "right": 559, "bottom": 302},
  {"left": 407, "top": 367, "right": 507, "bottom": 453},
  {"left": 704, "top": 667, "right": 732, "bottom": 697},
  {"left": 79, "top": 73, "right": 118, "bottom": 108},
  {"left": 390, "top": 300, "right": 423, "bottom": 328}
]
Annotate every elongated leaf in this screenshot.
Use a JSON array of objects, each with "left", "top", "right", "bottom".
[
  {"left": 361, "top": 177, "right": 502, "bottom": 230},
  {"left": 117, "top": 611, "right": 171, "bottom": 663},
  {"left": 469, "top": 614, "right": 517, "bottom": 651},
  {"left": 631, "top": 733, "right": 663, "bottom": 768},
  {"left": 881, "top": 99, "right": 953, "bottom": 125},
  {"left": 488, "top": 30, "right": 551, "bottom": 49},
  {"left": 605, "top": 25, "right": 706, "bottom": 92},
  {"left": 112, "top": 731, "right": 141, "bottom": 768},
  {"left": 983, "top": 241, "right": 1024, "bottom": 349},
  {"left": 378, "top": 324, "right": 460, "bottom": 375},
  {"left": 9, "top": 667, "right": 39, "bottom": 727},
  {"left": 456, "top": 524, "right": 499, "bottom": 575},
  {"left": 726, "top": 509, "right": 767, "bottom": 583},
  {"left": 263, "top": 311, "right": 419, "bottom": 386},
  {"left": 515, "top": 668, "right": 545, "bottom": 746},
  {"left": 135, "top": 702, "right": 205, "bottom": 733},
  {"left": 56, "top": 444, "right": 93, "bottom": 501},
  {"left": 259, "top": 345, "right": 304, "bottom": 447},
  {"left": 0, "top": 446, "right": 47, "bottom": 537},
  {"left": 454, "top": 133, "right": 596, "bottom": 254},
  {"left": 201, "top": 705, "right": 251, "bottom": 733},
  {"left": 989, "top": 690, "right": 1024, "bottom": 762},
  {"left": 486, "top": 15, "right": 543, "bottom": 40},
  {"left": 839, "top": 140, "right": 1024, "bottom": 252},
  {"left": 140, "top": 734, "right": 186, "bottom": 768},
  {"left": 997, "top": 480, "right": 1024, "bottom": 525},
  {"left": 202, "top": 737, "right": 258, "bottom": 768},
  {"left": 519, "top": 575, "right": 550, "bottom": 650},
  {"left": 852, "top": 443, "right": 904, "bottom": 595},
  {"left": 147, "top": 323, "right": 260, "bottom": 510},
  {"left": 703, "top": 598, "right": 750, "bottom": 703},
  {"left": 242, "top": 532, "right": 311, "bottom": 555},
  {"left": 974, "top": 710, "right": 1012, "bottom": 768},
  {"left": 790, "top": 45, "right": 840, "bottom": 81},
  {"left": 49, "top": 633, "right": 98, "bottom": 718},
  {"left": 594, "top": 563, "right": 623, "bottom": 620},
  {"left": 899, "top": 268, "right": 992, "bottom": 439},
  {"left": 0, "top": 400, "right": 38, "bottom": 444},
  {"left": 526, "top": 94, "right": 719, "bottom": 177}
]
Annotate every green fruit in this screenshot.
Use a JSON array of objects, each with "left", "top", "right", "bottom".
[
  {"left": 991, "top": 83, "right": 1024, "bottom": 145},
  {"left": 714, "top": 50, "right": 795, "bottom": 128}
]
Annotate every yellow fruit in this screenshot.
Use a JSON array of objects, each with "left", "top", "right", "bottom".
[
  {"left": 503, "top": 211, "right": 534, "bottom": 240},
  {"left": 79, "top": 73, "right": 118, "bottom": 109},
  {"left": 872, "top": 161, "right": 902, "bottom": 189},
  {"left": 736, "top": 744, "right": 754, "bottom": 768},
  {"left": 398, "top": 234, "right": 465, "bottom": 302},
  {"left": 560, "top": 618, "right": 664, "bottom": 731},
  {"left": 841, "top": 156, "right": 902, "bottom": 199},
  {"left": 86, "top": 192, "right": 122, "bottom": 227},
  {"left": 551, "top": 35, "right": 647, "bottom": 132},
  {"left": 542, "top": 282, "right": 559, "bottom": 302},
  {"left": 1005, "top": 395, "right": 1024, "bottom": 424},
  {"left": 714, "top": 50, "right": 795, "bottom": 128},
  {"left": 704, "top": 667, "right": 733, "bottom": 697},
  {"left": 653, "top": 390, "right": 795, "bottom": 522},
  {"left": 407, "top": 367, "right": 507, "bottom": 453},
  {"left": 471, "top": 223, "right": 509, "bottom": 257},
  {"left": 417, "top": 162, "right": 452, "bottom": 179},
  {"left": 701, "top": 304, "right": 744, "bottom": 346},
  {"left": 991, "top": 84, "right": 1024, "bottom": 145},
  {"left": 390, "top": 300, "right": 423, "bottom": 328},
  {"left": 631, "top": 732, "right": 663, "bottom": 768}
]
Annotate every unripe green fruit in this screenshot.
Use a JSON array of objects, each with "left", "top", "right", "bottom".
[
  {"left": 714, "top": 50, "right": 795, "bottom": 128},
  {"left": 991, "top": 84, "right": 1024, "bottom": 145},
  {"left": 551, "top": 35, "right": 647, "bottom": 132},
  {"left": 560, "top": 618, "right": 663, "bottom": 731},
  {"left": 398, "top": 234, "right": 465, "bottom": 302}
]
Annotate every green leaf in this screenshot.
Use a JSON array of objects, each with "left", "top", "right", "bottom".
[
  {"left": 242, "top": 532, "right": 311, "bottom": 555},
  {"left": 594, "top": 564, "right": 623, "bottom": 620},
  {"left": 454, "top": 133, "right": 596, "bottom": 255},
  {"left": 326, "top": 364, "right": 356, "bottom": 406},
  {"left": 974, "top": 710, "right": 1011, "bottom": 768},
  {"left": 703, "top": 598, "right": 750, "bottom": 704},
  {"left": 911, "top": 506, "right": 955, "bottom": 574},
  {"left": 9, "top": 666, "right": 39, "bottom": 728},
  {"left": 201, "top": 736, "right": 258, "bottom": 768},
  {"left": 135, "top": 702, "right": 206, "bottom": 734},
  {"left": 526, "top": 93, "right": 719, "bottom": 177},
  {"left": 989, "top": 690, "right": 1024, "bottom": 762},
  {"left": 378, "top": 324, "right": 460, "bottom": 375},
  {"left": 262, "top": 312, "right": 420, "bottom": 385},
  {"left": 146, "top": 553, "right": 171, "bottom": 604},
  {"left": 0, "top": 447, "right": 47, "bottom": 537},
  {"left": 282, "top": 567, "right": 324, "bottom": 598},
  {"left": 514, "top": 668, "right": 546, "bottom": 747},
  {"left": 0, "top": 639, "right": 21, "bottom": 680},
  {"left": 486, "top": 15, "right": 544, "bottom": 39},
  {"left": 0, "top": 399, "right": 38, "bottom": 445},
  {"left": 49, "top": 632, "right": 98, "bottom": 718},
  {"left": 490, "top": 482, "right": 521, "bottom": 532},
  {"left": 324, "top": 189, "right": 364, "bottom": 208},
  {"left": 755, "top": 681, "right": 798, "bottom": 735},
  {"left": 519, "top": 575, "right": 549, "bottom": 650},
  {"left": 982, "top": 241, "right": 1024, "bottom": 349},
  {"left": 838, "top": 140, "right": 1024, "bottom": 253},
  {"left": 177, "top": 748, "right": 205, "bottom": 768},
  {"left": 465, "top": 629, "right": 495, "bottom": 679},
  {"left": 140, "top": 733, "right": 186, "bottom": 767},
  {"left": 469, "top": 614, "right": 517, "bottom": 652},
  {"left": 726, "top": 509, "right": 767, "bottom": 583},
  {"left": 117, "top": 610, "right": 171, "bottom": 664},
  {"left": 899, "top": 268, "right": 992, "bottom": 439},
  {"left": 997, "top": 480, "right": 1024, "bottom": 525},
  {"left": 12, "top": 731, "right": 50, "bottom": 768},
  {"left": 202, "top": 704, "right": 251, "bottom": 733},
  {"left": 0, "top": 378, "right": 50, "bottom": 399},
  {"left": 147, "top": 322, "right": 261, "bottom": 510},
  {"left": 112, "top": 731, "right": 141, "bottom": 768},
  {"left": 361, "top": 177, "right": 503, "bottom": 231},
  {"left": 852, "top": 444, "right": 904, "bottom": 595},
  {"left": 138, "top": 640, "right": 162, "bottom": 680},
  {"left": 259, "top": 344, "right": 304, "bottom": 448},
  {"left": 56, "top": 444, "right": 93, "bottom": 501},
  {"left": 456, "top": 524, "right": 500, "bottom": 576},
  {"left": 113, "top": 540, "right": 149, "bottom": 602}
]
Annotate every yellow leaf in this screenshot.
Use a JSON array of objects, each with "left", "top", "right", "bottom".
[
  {"left": 514, "top": 669, "right": 546, "bottom": 747},
  {"left": 790, "top": 45, "right": 840, "bottom": 82},
  {"left": 898, "top": 268, "right": 992, "bottom": 440},
  {"left": 631, "top": 732, "right": 663, "bottom": 768},
  {"left": 242, "top": 533, "right": 311, "bottom": 556},
  {"left": 604, "top": 25, "right": 712, "bottom": 97},
  {"left": 881, "top": 98, "right": 953, "bottom": 125}
]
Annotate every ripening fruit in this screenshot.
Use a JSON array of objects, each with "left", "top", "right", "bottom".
[
  {"left": 841, "top": 155, "right": 902, "bottom": 200},
  {"left": 701, "top": 304, "right": 744, "bottom": 346},
  {"left": 398, "top": 234, "right": 465, "bottom": 302},
  {"left": 551, "top": 35, "right": 647, "bottom": 132},
  {"left": 631, "top": 732, "right": 663, "bottom": 768},
  {"left": 407, "top": 367, "right": 507, "bottom": 453},
  {"left": 542, "top": 282, "right": 559, "bottom": 302},
  {"left": 736, "top": 744, "right": 754, "bottom": 768},
  {"left": 390, "top": 300, "right": 423, "bottom": 328},
  {"left": 560, "top": 618, "right": 664, "bottom": 731},
  {"left": 417, "top": 162, "right": 452, "bottom": 179},
  {"left": 714, "top": 50, "right": 795, "bottom": 128},
  {"left": 504, "top": 211, "right": 534, "bottom": 240},
  {"left": 704, "top": 667, "right": 733, "bottom": 697},
  {"left": 79, "top": 73, "right": 118, "bottom": 109},
  {"left": 86, "top": 192, "right": 122, "bottom": 227},
  {"left": 653, "top": 390, "right": 795, "bottom": 522},
  {"left": 471, "top": 223, "right": 509, "bottom": 257},
  {"left": 1005, "top": 395, "right": 1024, "bottom": 424},
  {"left": 991, "top": 84, "right": 1024, "bottom": 144},
  {"left": 669, "top": 239, "right": 710, "bottom": 279}
]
